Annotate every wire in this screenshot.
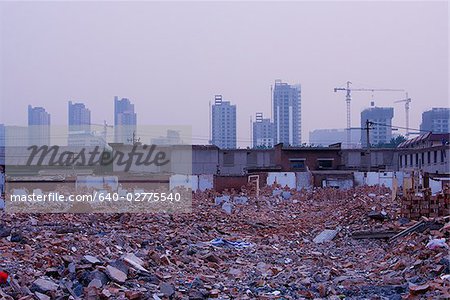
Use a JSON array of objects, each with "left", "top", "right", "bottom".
[{"left": 370, "top": 122, "right": 430, "bottom": 133}]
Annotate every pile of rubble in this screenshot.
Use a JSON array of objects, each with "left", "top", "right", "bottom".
[
  {"left": 401, "top": 186, "right": 450, "bottom": 219},
  {"left": 0, "top": 185, "right": 448, "bottom": 299}
]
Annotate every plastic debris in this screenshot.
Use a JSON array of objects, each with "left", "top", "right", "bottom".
[
  {"left": 426, "top": 238, "right": 449, "bottom": 250},
  {"left": 209, "top": 238, "right": 253, "bottom": 249}
]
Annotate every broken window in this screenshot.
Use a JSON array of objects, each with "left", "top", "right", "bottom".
[
  {"left": 223, "top": 152, "right": 234, "bottom": 166},
  {"left": 317, "top": 158, "right": 333, "bottom": 169},
  {"left": 289, "top": 158, "right": 306, "bottom": 170}
]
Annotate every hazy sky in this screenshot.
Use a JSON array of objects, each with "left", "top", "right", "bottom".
[{"left": 0, "top": 1, "right": 448, "bottom": 146}]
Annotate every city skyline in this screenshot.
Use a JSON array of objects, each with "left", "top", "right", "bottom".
[
  {"left": 3, "top": 97, "right": 450, "bottom": 148},
  {"left": 0, "top": 2, "right": 448, "bottom": 147}
]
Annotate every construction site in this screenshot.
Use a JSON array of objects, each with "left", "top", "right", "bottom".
[
  {"left": 1, "top": 0, "right": 449, "bottom": 298},
  {"left": 0, "top": 164, "right": 449, "bottom": 299}
]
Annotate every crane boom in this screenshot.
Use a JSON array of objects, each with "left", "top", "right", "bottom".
[{"left": 334, "top": 81, "right": 404, "bottom": 147}]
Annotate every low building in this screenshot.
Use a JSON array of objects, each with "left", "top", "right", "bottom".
[
  {"left": 397, "top": 132, "right": 449, "bottom": 174},
  {"left": 273, "top": 143, "right": 342, "bottom": 172}
]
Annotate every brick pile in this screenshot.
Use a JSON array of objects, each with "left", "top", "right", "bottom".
[{"left": 401, "top": 185, "right": 450, "bottom": 219}]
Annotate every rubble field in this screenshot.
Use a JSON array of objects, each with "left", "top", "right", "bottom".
[{"left": 0, "top": 185, "right": 449, "bottom": 299}]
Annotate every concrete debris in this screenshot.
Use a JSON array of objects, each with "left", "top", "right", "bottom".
[
  {"left": 0, "top": 185, "right": 449, "bottom": 298},
  {"left": 233, "top": 196, "right": 248, "bottom": 204},
  {"left": 83, "top": 255, "right": 101, "bottom": 265},
  {"left": 313, "top": 228, "right": 341, "bottom": 244},
  {"left": 105, "top": 265, "right": 127, "bottom": 284},
  {"left": 281, "top": 191, "right": 292, "bottom": 200},
  {"left": 122, "top": 253, "right": 150, "bottom": 273},
  {"left": 87, "top": 278, "right": 103, "bottom": 288},
  {"left": 31, "top": 278, "right": 58, "bottom": 293},
  {"left": 34, "top": 292, "right": 51, "bottom": 300},
  {"left": 160, "top": 282, "right": 175, "bottom": 297},
  {"left": 272, "top": 189, "right": 282, "bottom": 197},
  {"left": 221, "top": 201, "right": 232, "bottom": 214},
  {"left": 214, "top": 195, "right": 230, "bottom": 205}
]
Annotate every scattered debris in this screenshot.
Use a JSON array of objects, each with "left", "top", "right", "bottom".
[
  {"left": 105, "top": 265, "right": 127, "bottom": 284},
  {"left": 426, "top": 238, "right": 448, "bottom": 250},
  {"left": 83, "top": 255, "right": 101, "bottom": 265},
  {"left": 352, "top": 230, "right": 398, "bottom": 239},
  {"left": 313, "top": 227, "right": 341, "bottom": 244},
  {"left": 0, "top": 185, "right": 448, "bottom": 298},
  {"left": 209, "top": 238, "right": 253, "bottom": 249},
  {"left": 221, "top": 202, "right": 232, "bottom": 214},
  {"left": 31, "top": 278, "right": 58, "bottom": 293},
  {"left": 160, "top": 282, "right": 175, "bottom": 297},
  {"left": 368, "top": 210, "right": 388, "bottom": 220}
]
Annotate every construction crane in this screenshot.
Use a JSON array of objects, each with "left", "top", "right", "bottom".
[
  {"left": 394, "top": 92, "right": 412, "bottom": 137},
  {"left": 334, "top": 81, "right": 404, "bottom": 147},
  {"left": 91, "top": 121, "right": 113, "bottom": 142}
]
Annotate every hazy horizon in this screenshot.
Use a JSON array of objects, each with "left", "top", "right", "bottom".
[{"left": 1, "top": 1, "right": 448, "bottom": 147}]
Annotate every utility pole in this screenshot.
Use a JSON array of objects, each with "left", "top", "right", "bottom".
[
  {"left": 365, "top": 119, "right": 372, "bottom": 172},
  {"left": 365, "top": 119, "right": 372, "bottom": 149}
]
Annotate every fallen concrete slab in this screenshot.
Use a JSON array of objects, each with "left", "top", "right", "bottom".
[{"left": 313, "top": 227, "right": 341, "bottom": 243}]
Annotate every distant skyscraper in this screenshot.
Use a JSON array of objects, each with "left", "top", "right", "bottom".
[
  {"left": 68, "top": 101, "right": 91, "bottom": 129},
  {"left": 114, "top": 96, "right": 137, "bottom": 144},
  {"left": 28, "top": 105, "right": 50, "bottom": 145},
  {"left": 361, "top": 106, "right": 394, "bottom": 146},
  {"left": 28, "top": 105, "right": 50, "bottom": 126},
  {"left": 252, "top": 113, "right": 274, "bottom": 148},
  {"left": 211, "top": 95, "right": 236, "bottom": 149},
  {"left": 273, "top": 80, "right": 301, "bottom": 146},
  {"left": 68, "top": 101, "right": 96, "bottom": 146},
  {"left": 420, "top": 108, "right": 450, "bottom": 133}
]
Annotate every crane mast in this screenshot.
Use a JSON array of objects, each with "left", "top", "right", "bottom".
[
  {"left": 394, "top": 92, "right": 412, "bottom": 137},
  {"left": 334, "top": 81, "right": 404, "bottom": 147}
]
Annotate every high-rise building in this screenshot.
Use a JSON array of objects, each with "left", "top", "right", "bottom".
[
  {"left": 309, "top": 128, "right": 360, "bottom": 147},
  {"left": 273, "top": 80, "right": 301, "bottom": 146},
  {"left": 252, "top": 113, "right": 274, "bottom": 148},
  {"left": 211, "top": 95, "right": 236, "bottom": 149},
  {"left": 28, "top": 105, "right": 50, "bottom": 126},
  {"left": 114, "top": 96, "right": 137, "bottom": 144},
  {"left": 420, "top": 108, "right": 450, "bottom": 133},
  {"left": 28, "top": 105, "right": 50, "bottom": 146},
  {"left": 68, "top": 101, "right": 92, "bottom": 146},
  {"left": 360, "top": 106, "right": 394, "bottom": 146},
  {"left": 68, "top": 101, "right": 91, "bottom": 129}
]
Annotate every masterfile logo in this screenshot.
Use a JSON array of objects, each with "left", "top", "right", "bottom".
[
  {"left": 3, "top": 125, "right": 192, "bottom": 213},
  {"left": 25, "top": 144, "right": 170, "bottom": 173}
]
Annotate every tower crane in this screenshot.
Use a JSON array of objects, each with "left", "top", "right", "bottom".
[
  {"left": 91, "top": 121, "right": 113, "bottom": 142},
  {"left": 334, "top": 81, "right": 404, "bottom": 147},
  {"left": 394, "top": 92, "right": 412, "bottom": 137}
]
